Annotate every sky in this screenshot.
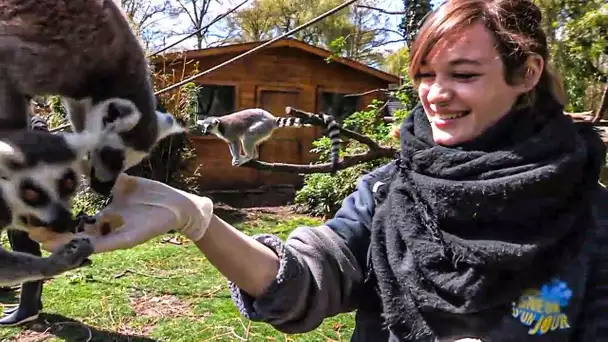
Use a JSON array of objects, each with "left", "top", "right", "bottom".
[
  {"left": 151, "top": 0, "right": 444, "bottom": 57},
  {"left": 152, "top": 0, "right": 405, "bottom": 52}
]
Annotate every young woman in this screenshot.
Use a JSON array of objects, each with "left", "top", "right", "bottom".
[{"left": 75, "top": 0, "right": 608, "bottom": 340}]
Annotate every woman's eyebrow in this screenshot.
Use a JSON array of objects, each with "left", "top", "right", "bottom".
[
  {"left": 448, "top": 58, "right": 483, "bottom": 66},
  {"left": 420, "top": 58, "right": 485, "bottom": 68}
]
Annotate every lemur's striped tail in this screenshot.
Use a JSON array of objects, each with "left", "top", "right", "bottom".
[
  {"left": 30, "top": 115, "right": 49, "bottom": 132},
  {"left": 275, "top": 117, "right": 306, "bottom": 127},
  {"left": 320, "top": 114, "right": 341, "bottom": 174},
  {"left": 275, "top": 114, "right": 341, "bottom": 173}
]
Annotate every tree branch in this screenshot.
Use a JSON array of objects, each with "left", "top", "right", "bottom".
[
  {"left": 235, "top": 106, "right": 398, "bottom": 174},
  {"left": 241, "top": 149, "right": 396, "bottom": 174},
  {"left": 341, "top": 85, "right": 412, "bottom": 98},
  {"left": 285, "top": 106, "right": 383, "bottom": 150},
  {"left": 355, "top": 5, "right": 406, "bottom": 15}
]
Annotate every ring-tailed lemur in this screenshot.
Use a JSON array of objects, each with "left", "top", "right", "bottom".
[
  {"left": 0, "top": 129, "right": 96, "bottom": 286},
  {"left": 0, "top": 0, "right": 185, "bottom": 195},
  {"left": 197, "top": 108, "right": 341, "bottom": 172}
]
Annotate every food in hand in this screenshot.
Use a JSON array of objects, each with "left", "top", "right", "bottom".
[{"left": 27, "top": 212, "right": 126, "bottom": 252}]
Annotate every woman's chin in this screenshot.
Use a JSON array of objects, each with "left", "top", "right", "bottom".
[{"left": 431, "top": 127, "right": 472, "bottom": 146}]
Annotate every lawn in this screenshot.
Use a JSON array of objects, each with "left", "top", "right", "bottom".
[{"left": 0, "top": 206, "right": 355, "bottom": 341}]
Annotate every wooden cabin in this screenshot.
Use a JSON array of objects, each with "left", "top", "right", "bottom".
[{"left": 155, "top": 38, "right": 402, "bottom": 192}]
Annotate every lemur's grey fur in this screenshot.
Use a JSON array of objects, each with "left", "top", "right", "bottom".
[
  {"left": 0, "top": 0, "right": 184, "bottom": 196},
  {"left": 0, "top": 129, "right": 95, "bottom": 286},
  {"left": 197, "top": 108, "right": 342, "bottom": 171}
]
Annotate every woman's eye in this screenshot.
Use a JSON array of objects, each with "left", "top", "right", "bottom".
[
  {"left": 415, "top": 72, "right": 435, "bottom": 79},
  {"left": 453, "top": 73, "right": 480, "bottom": 79}
]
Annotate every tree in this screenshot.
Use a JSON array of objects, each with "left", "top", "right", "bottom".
[
  {"left": 399, "top": 0, "right": 432, "bottom": 48},
  {"left": 533, "top": 0, "right": 607, "bottom": 117},
  {"left": 172, "top": 0, "right": 218, "bottom": 49},
  {"left": 382, "top": 46, "right": 409, "bottom": 75},
  {"left": 120, "top": 0, "right": 183, "bottom": 50},
  {"left": 225, "top": 0, "right": 396, "bottom": 66}
]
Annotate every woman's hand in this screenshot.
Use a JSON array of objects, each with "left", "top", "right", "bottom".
[{"left": 33, "top": 174, "right": 214, "bottom": 254}]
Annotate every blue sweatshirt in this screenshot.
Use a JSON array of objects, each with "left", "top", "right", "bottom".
[{"left": 228, "top": 161, "right": 608, "bottom": 341}]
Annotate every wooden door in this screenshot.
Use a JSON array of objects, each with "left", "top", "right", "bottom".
[
  {"left": 256, "top": 88, "right": 306, "bottom": 186},
  {"left": 260, "top": 89, "right": 299, "bottom": 139}
]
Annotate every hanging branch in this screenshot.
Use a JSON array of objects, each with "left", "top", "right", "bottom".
[
  {"left": 355, "top": 4, "right": 406, "bottom": 15},
  {"left": 238, "top": 106, "right": 397, "bottom": 174}
]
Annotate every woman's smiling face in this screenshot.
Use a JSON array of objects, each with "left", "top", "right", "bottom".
[{"left": 416, "top": 22, "right": 532, "bottom": 146}]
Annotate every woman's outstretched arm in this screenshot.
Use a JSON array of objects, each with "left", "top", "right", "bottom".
[
  {"left": 193, "top": 162, "right": 396, "bottom": 334},
  {"left": 194, "top": 214, "right": 280, "bottom": 297}
]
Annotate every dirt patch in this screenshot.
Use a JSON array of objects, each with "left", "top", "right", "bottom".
[
  {"left": 243, "top": 205, "right": 298, "bottom": 216},
  {"left": 204, "top": 185, "right": 298, "bottom": 209},
  {"left": 213, "top": 203, "right": 307, "bottom": 224},
  {"left": 130, "top": 294, "right": 193, "bottom": 318},
  {"left": 11, "top": 329, "right": 54, "bottom": 342}
]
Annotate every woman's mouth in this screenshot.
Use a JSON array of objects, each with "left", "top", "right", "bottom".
[
  {"left": 439, "top": 111, "right": 471, "bottom": 119},
  {"left": 431, "top": 110, "right": 471, "bottom": 127},
  {"left": 431, "top": 111, "right": 471, "bottom": 125}
]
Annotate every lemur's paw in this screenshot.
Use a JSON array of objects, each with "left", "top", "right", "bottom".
[
  {"left": 234, "top": 157, "right": 252, "bottom": 166},
  {"left": 45, "top": 238, "right": 94, "bottom": 275}
]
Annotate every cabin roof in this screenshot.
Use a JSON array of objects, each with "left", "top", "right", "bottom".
[{"left": 156, "top": 38, "right": 402, "bottom": 84}]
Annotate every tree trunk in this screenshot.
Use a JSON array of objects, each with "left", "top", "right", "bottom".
[{"left": 593, "top": 82, "right": 608, "bottom": 123}]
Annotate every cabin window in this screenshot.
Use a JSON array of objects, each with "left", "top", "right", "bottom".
[
  {"left": 196, "top": 84, "right": 236, "bottom": 118},
  {"left": 318, "top": 91, "right": 360, "bottom": 120}
]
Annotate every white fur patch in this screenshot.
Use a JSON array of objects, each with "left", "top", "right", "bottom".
[{"left": 155, "top": 110, "right": 185, "bottom": 141}]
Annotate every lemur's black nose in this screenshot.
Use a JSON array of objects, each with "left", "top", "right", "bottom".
[
  {"left": 90, "top": 167, "right": 116, "bottom": 196},
  {"left": 49, "top": 204, "right": 76, "bottom": 233}
]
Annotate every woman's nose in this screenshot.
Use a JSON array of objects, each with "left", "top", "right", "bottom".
[{"left": 426, "top": 81, "right": 453, "bottom": 105}]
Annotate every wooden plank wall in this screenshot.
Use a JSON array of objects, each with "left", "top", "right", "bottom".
[{"left": 164, "top": 47, "right": 392, "bottom": 190}]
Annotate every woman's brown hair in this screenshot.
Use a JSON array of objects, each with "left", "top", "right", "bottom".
[{"left": 408, "top": 0, "right": 566, "bottom": 109}]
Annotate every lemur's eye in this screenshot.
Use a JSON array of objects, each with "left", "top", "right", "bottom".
[
  {"left": 6, "top": 158, "right": 25, "bottom": 171},
  {"left": 19, "top": 180, "right": 49, "bottom": 207},
  {"left": 58, "top": 169, "right": 77, "bottom": 197},
  {"left": 24, "top": 189, "right": 38, "bottom": 202},
  {"left": 63, "top": 178, "right": 74, "bottom": 190}
]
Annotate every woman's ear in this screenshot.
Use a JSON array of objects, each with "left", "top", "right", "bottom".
[{"left": 517, "top": 54, "right": 544, "bottom": 93}]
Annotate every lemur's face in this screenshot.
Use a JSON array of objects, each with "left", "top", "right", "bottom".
[
  {"left": 197, "top": 117, "right": 220, "bottom": 135},
  {"left": 0, "top": 131, "right": 95, "bottom": 233},
  {"left": 81, "top": 98, "right": 184, "bottom": 195}
]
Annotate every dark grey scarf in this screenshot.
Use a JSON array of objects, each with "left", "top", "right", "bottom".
[{"left": 370, "top": 102, "right": 606, "bottom": 340}]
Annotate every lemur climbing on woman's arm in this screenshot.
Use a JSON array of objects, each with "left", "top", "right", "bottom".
[
  {"left": 0, "top": 115, "right": 64, "bottom": 327},
  {"left": 0, "top": 0, "right": 184, "bottom": 196},
  {"left": 197, "top": 108, "right": 342, "bottom": 172},
  {"left": 0, "top": 128, "right": 95, "bottom": 287}
]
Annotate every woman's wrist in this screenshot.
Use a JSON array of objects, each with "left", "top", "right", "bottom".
[{"left": 194, "top": 214, "right": 280, "bottom": 297}]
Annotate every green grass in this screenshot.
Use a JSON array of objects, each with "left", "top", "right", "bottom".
[{"left": 0, "top": 210, "right": 355, "bottom": 341}]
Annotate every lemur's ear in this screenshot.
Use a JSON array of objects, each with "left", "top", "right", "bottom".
[
  {"left": 155, "top": 110, "right": 185, "bottom": 142},
  {"left": 0, "top": 141, "right": 25, "bottom": 178},
  {"left": 83, "top": 98, "right": 142, "bottom": 135},
  {"left": 102, "top": 99, "right": 142, "bottom": 133}
]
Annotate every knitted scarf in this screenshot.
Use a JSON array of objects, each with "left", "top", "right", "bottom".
[{"left": 370, "top": 102, "right": 606, "bottom": 340}]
